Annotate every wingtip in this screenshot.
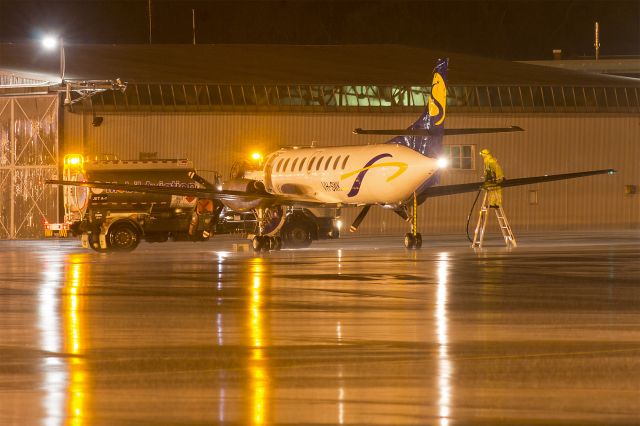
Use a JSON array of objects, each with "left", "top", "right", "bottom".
[
  {"left": 353, "top": 128, "right": 363, "bottom": 134},
  {"left": 511, "top": 126, "right": 525, "bottom": 131}
]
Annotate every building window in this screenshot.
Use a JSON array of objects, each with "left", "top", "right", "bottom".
[{"left": 442, "top": 145, "right": 475, "bottom": 170}]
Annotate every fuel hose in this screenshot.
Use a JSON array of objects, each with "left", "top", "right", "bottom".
[{"left": 466, "top": 189, "right": 483, "bottom": 242}]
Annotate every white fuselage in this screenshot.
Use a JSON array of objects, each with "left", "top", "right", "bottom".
[{"left": 245, "top": 144, "right": 438, "bottom": 205}]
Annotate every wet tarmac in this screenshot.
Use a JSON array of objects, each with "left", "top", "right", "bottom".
[{"left": 1, "top": 231, "right": 639, "bottom": 425}]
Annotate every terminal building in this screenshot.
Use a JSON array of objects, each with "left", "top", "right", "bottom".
[{"left": 0, "top": 43, "right": 638, "bottom": 239}]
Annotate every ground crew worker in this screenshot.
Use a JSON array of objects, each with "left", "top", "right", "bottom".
[{"left": 480, "top": 148, "right": 504, "bottom": 208}]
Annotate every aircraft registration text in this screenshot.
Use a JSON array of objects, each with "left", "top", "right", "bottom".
[{"left": 321, "top": 181, "right": 342, "bottom": 192}]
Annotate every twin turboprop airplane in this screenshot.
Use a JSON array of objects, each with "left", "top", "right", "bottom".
[{"left": 47, "top": 58, "right": 614, "bottom": 251}]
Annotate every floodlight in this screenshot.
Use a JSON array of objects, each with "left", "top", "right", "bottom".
[
  {"left": 437, "top": 157, "right": 449, "bottom": 169},
  {"left": 251, "top": 152, "right": 262, "bottom": 161},
  {"left": 41, "top": 36, "right": 58, "bottom": 50}
]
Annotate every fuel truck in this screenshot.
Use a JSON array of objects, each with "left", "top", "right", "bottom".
[{"left": 60, "top": 154, "right": 339, "bottom": 252}]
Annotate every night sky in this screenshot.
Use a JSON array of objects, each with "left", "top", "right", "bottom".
[{"left": 0, "top": 1, "right": 638, "bottom": 60}]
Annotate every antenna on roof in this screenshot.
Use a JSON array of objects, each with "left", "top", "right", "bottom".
[
  {"left": 192, "top": 9, "right": 196, "bottom": 45},
  {"left": 594, "top": 21, "right": 600, "bottom": 60},
  {"left": 148, "top": 0, "right": 153, "bottom": 44}
]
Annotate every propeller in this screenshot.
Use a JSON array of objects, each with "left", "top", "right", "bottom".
[
  {"left": 349, "top": 205, "right": 372, "bottom": 232},
  {"left": 393, "top": 207, "right": 409, "bottom": 221}
]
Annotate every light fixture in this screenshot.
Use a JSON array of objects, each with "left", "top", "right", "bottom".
[
  {"left": 437, "top": 157, "right": 449, "bottom": 169},
  {"left": 41, "top": 35, "right": 58, "bottom": 50}
]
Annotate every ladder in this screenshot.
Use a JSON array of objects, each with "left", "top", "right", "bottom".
[{"left": 471, "top": 190, "right": 517, "bottom": 248}]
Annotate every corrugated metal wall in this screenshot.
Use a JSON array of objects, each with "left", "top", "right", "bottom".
[{"left": 63, "top": 111, "right": 639, "bottom": 235}]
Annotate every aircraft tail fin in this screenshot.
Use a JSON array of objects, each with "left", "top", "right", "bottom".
[{"left": 386, "top": 57, "right": 448, "bottom": 159}]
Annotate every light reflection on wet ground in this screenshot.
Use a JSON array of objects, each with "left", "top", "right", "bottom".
[{"left": 0, "top": 232, "right": 639, "bottom": 425}]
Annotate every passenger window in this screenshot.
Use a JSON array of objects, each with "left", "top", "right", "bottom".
[
  {"left": 342, "top": 155, "right": 350, "bottom": 169},
  {"left": 282, "top": 158, "right": 290, "bottom": 173},
  {"left": 276, "top": 158, "right": 283, "bottom": 172},
  {"left": 308, "top": 157, "right": 316, "bottom": 171},
  {"left": 291, "top": 158, "right": 298, "bottom": 171},
  {"left": 316, "top": 156, "right": 324, "bottom": 171},
  {"left": 325, "top": 156, "right": 332, "bottom": 170},
  {"left": 333, "top": 156, "right": 341, "bottom": 170},
  {"left": 299, "top": 157, "right": 307, "bottom": 171}
]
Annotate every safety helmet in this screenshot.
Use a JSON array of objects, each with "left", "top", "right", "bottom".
[{"left": 480, "top": 148, "right": 490, "bottom": 156}]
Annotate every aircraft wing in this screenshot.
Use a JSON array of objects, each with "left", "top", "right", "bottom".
[
  {"left": 45, "top": 180, "right": 327, "bottom": 206},
  {"left": 353, "top": 126, "right": 524, "bottom": 136},
  {"left": 46, "top": 179, "right": 271, "bottom": 201},
  {"left": 421, "top": 169, "right": 616, "bottom": 198}
]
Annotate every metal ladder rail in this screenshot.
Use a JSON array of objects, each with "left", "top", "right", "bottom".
[
  {"left": 472, "top": 190, "right": 517, "bottom": 248},
  {"left": 494, "top": 206, "right": 517, "bottom": 247},
  {"left": 471, "top": 191, "right": 490, "bottom": 248}
]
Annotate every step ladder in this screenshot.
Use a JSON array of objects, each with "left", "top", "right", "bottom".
[{"left": 472, "top": 190, "right": 517, "bottom": 248}]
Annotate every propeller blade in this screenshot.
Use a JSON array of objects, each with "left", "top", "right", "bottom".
[
  {"left": 393, "top": 207, "right": 409, "bottom": 221},
  {"left": 350, "top": 205, "right": 372, "bottom": 232}
]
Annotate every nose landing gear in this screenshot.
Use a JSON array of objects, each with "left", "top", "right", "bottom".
[
  {"left": 252, "top": 235, "right": 283, "bottom": 252},
  {"left": 251, "top": 207, "right": 284, "bottom": 252}
]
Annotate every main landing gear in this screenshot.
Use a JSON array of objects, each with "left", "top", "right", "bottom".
[
  {"left": 252, "top": 235, "right": 283, "bottom": 252},
  {"left": 251, "top": 207, "right": 283, "bottom": 252},
  {"left": 404, "top": 192, "right": 422, "bottom": 249}
]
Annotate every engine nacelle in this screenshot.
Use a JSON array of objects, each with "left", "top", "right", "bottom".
[
  {"left": 222, "top": 178, "right": 265, "bottom": 194},
  {"left": 222, "top": 178, "right": 269, "bottom": 212}
]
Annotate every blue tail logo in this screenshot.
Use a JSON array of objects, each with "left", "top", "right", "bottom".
[
  {"left": 386, "top": 58, "right": 448, "bottom": 158},
  {"left": 387, "top": 58, "right": 448, "bottom": 197}
]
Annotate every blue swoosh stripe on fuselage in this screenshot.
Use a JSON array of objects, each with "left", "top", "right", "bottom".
[{"left": 346, "top": 153, "right": 392, "bottom": 197}]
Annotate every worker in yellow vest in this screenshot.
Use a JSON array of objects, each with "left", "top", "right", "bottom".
[{"left": 480, "top": 149, "right": 504, "bottom": 208}]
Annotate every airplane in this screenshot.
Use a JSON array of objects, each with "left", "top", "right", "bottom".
[{"left": 47, "top": 58, "right": 615, "bottom": 251}]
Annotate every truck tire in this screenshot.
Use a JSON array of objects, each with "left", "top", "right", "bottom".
[
  {"left": 108, "top": 221, "right": 141, "bottom": 252},
  {"left": 282, "top": 220, "right": 312, "bottom": 248}
]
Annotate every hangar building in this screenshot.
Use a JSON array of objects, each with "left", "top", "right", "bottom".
[{"left": 0, "top": 43, "right": 638, "bottom": 239}]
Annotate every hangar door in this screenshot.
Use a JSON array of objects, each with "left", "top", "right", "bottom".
[{"left": 0, "top": 96, "right": 59, "bottom": 239}]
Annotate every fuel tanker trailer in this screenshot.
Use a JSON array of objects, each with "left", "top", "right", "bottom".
[{"left": 63, "top": 154, "right": 220, "bottom": 252}]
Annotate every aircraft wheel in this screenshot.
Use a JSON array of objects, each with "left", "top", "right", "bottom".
[
  {"left": 261, "top": 236, "right": 273, "bottom": 252},
  {"left": 404, "top": 233, "right": 415, "bottom": 249},
  {"left": 414, "top": 233, "right": 423, "bottom": 249},
  {"left": 89, "top": 233, "right": 110, "bottom": 252},
  {"left": 273, "top": 236, "right": 283, "bottom": 251},
  {"left": 252, "top": 236, "right": 263, "bottom": 252}
]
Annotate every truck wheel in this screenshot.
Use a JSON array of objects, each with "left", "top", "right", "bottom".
[
  {"left": 283, "top": 222, "right": 312, "bottom": 248},
  {"left": 108, "top": 222, "right": 140, "bottom": 252}
]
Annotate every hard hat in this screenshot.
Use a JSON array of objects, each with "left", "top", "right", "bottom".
[{"left": 480, "top": 148, "right": 490, "bottom": 156}]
